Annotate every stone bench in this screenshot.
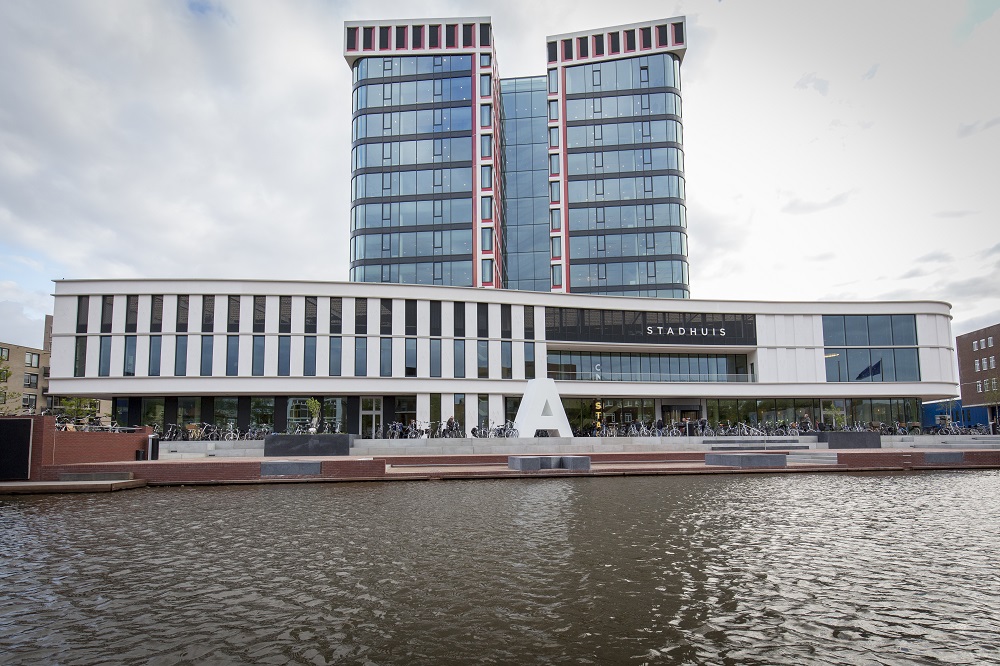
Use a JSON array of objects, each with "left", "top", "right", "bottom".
[
  {"left": 508, "top": 455, "right": 591, "bottom": 471},
  {"left": 704, "top": 453, "right": 787, "bottom": 468}
]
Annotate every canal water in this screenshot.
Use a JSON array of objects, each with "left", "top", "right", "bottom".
[{"left": 2, "top": 471, "right": 999, "bottom": 665}]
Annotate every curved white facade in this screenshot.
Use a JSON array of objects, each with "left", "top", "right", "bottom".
[{"left": 49, "top": 278, "right": 956, "bottom": 434}]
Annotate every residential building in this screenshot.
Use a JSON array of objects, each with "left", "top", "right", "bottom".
[
  {"left": 0, "top": 340, "right": 48, "bottom": 414},
  {"left": 956, "top": 322, "right": 1000, "bottom": 427},
  {"left": 344, "top": 16, "right": 689, "bottom": 296}
]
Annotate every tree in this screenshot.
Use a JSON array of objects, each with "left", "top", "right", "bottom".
[
  {"left": 56, "top": 397, "right": 103, "bottom": 421},
  {"left": 0, "top": 361, "right": 23, "bottom": 415}
]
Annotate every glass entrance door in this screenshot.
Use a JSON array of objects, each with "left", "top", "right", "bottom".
[{"left": 361, "top": 397, "right": 383, "bottom": 438}]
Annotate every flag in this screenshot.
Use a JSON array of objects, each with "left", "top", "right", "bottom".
[{"left": 855, "top": 359, "right": 882, "bottom": 380}]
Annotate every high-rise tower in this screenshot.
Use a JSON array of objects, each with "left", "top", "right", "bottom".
[{"left": 345, "top": 17, "right": 688, "bottom": 297}]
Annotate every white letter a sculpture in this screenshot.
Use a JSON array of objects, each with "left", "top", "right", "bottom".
[{"left": 513, "top": 378, "right": 574, "bottom": 438}]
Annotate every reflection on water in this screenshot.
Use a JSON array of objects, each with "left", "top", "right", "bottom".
[{"left": 1, "top": 471, "right": 999, "bottom": 664}]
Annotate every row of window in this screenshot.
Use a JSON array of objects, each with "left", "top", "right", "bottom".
[
  {"left": 822, "top": 315, "right": 918, "bottom": 347},
  {"left": 566, "top": 146, "right": 684, "bottom": 176},
  {"left": 563, "top": 54, "right": 681, "bottom": 95},
  {"left": 352, "top": 107, "right": 472, "bottom": 140},
  {"left": 352, "top": 198, "right": 472, "bottom": 229},
  {"left": 353, "top": 76, "right": 473, "bottom": 112},
  {"left": 568, "top": 231, "right": 688, "bottom": 260},
  {"left": 351, "top": 167, "right": 472, "bottom": 199},
  {"left": 977, "top": 378, "right": 998, "bottom": 392},
  {"left": 569, "top": 260, "right": 689, "bottom": 289},
  {"left": 564, "top": 91, "right": 681, "bottom": 122},
  {"left": 545, "top": 309, "right": 756, "bottom": 345},
  {"left": 974, "top": 356, "right": 996, "bottom": 372},
  {"left": 705, "top": 397, "right": 920, "bottom": 430},
  {"left": 567, "top": 203, "right": 687, "bottom": 230},
  {"left": 565, "top": 174, "right": 685, "bottom": 203},
  {"left": 352, "top": 55, "right": 473, "bottom": 81},
  {"left": 972, "top": 336, "right": 994, "bottom": 351},
  {"left": 74, "top": 334, "right": 537, "bottom": 381},
  {"left": 77, "top": 296, "right": 537, "bottom": 340},
  {"left": 351, "top": 261, "right": 474, "bottom": 286},
  {"left": 547, "top": 352, "right": 750, "bottom": 382},
  {"left": 351, "top": 229, "right": 473, "bottom": 261},
  {"left": 824, "top": 348, "right": 921, "bottom": 382},
  {"left": 565, "top": 118, "right": 682, "bottom": 148},
  {"left": 0, "top": 348, "right": 41, "bottom": 367},
  {"left": 352, "top": 136, "right": 472, "bottom": 169}
]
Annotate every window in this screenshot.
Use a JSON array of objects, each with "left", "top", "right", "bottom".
[
  {"left": 72, "top": 296, "right": 89, "bottom": 335},
  {"left": 430, "top": 339, "right": 441, "bottom": 377},
  {"left": 227, "top": 295, "right": 240, "bottom": 332},
  {"left": 549, "top": 127, "right": 559, "bottom": 147},
  {"left": 480, "top": 104, "right": 492, "bottom": 128},
  {"left": 174, "top": 336, "right": 188, "bottom": 376},
  {"left": 974, "top": 340, "right": 979, "bottom": 351},
  {"left": 551, "top": 265, "right": 563, "bottom": 287},
  {"left": 550, "top": 209, "right": 561, "bottom": 231},
  {"left": 977, "top": 381, "right": 983, "bottom": 392},
  {"left": 302, "top": 335, "right": 316, "bottom": 377},
  {"left": 355, "top": 298, "right": 368, "bottom": 334},
  {"left": 0, "top": 347, "right": 8, "bottom": 362},
  {"left": 124, "top": 336, "right": 136, "bottom": 376},
  {"left": 501, "top": 304, "right": 511, "bottom": 339},
  {"left": 482, "top": 259, "right": 493, "bottom": 283},
  {"left": 982, "top": 338, "right": 987, "bottom": 349},
  {"left": 380, "top": 337, "right": 392, "bottom": 377},
  {"left": 405, "top": 338, "right": 417, "bottom": 377},
  {"left": 480, "top": 74, "right": 491, "bottom": 96},
  {"left": 176, "top": 295, "right": 189, "bottom": 332},
  {"left": 525, "top": 342, "right": 535, "bottom": 379},
  {"left": 279, "top": 296, "right": 292, "bottom": 333},
  {"left": 481, "top": 196, "right": 493, "bottom": 219},
  {"left": 481, "top": 164, "right": 492, "bottom": 188},
  {"left": 125, "top": 295, "right": 138, "bottom": 332},
  {"left": 22, "top": 394, "right": 36, "bottom": 411},
  {"left": 478, "top": 303, "right": 489, "bottom": 337},
  {"left": 252, "top": 336, "right": 265, "bottom": 376},
  {"left": 330, "top": 297, "right": 342, "bottom": 334},
  {"left": 501, "top": 341, "right": 512, "bottom": 379},
  {"left": 329, "top": 337, "right": 342, "bottom": 376},
  {"left": 976, "top": 360, "right": 981, "bottom": 372},
  {"left": 278, "top": 336, "right": 291, "bottom": 376},
  {"left": 547, "top": 41, "right": 557, "bottom": 63},
  {"left": 202, "top": 295, "right": 215, "bottom": 332},
  {"left": 25, "top": 352, "right": 40, "bottom": 368},
  {"left": 990, "top": 336, "right": 994, "bottom": 347},
  {"left": 454, "top": 339, "right": 465, "bottom": 377},
  {"left": 200, "top": 335, "right": 213, "bottom": 376},
  {"left": 404, "top": 300, "right": 417, "bottom": 336},
  {"left": 151, "top": 295, "right": 163, "bottom": 332},
  {"left": 251, "top": 295, "right": 266, "bottom": 333},
  {"left": 381, "top": 298, "right": 393, "bottom": 334},
  {"left": 99, "top": 336, "right": 111, "bottom": 376},
  {"left": 550, "top": 181, "right": 560, "bottom": 203},
  {"left": 480, "top": 53, "right": 491, "bottom": 68},
  {"left": 355, "top": 337, "right": 367, "bottom": 376},
  {"left": 480, "top": 134, "right": 492, "bottom": 158},
  {"left": 549, "top": 153, "right": 560, "bottom": 175},
  {"left": 551, "top": 237, "right": 562, "bottom": 259},
  {"left": 74, "top": 337, "right": 87, "bottom": 377},
  {"left": 227, "top": 335, "right": 239, "bottom": 376},
  {"left": 478, "top": 340, "right": 489, "bottom": 378},
  {"left": 547, "top": 68, "right": 558, "bottom": 93},
  {"left": 430, "top": 301, "right": 441, "bottom": 337},
  {"left": 454, "top": 302, "right": 465, "bottom": 337},
  {"left": 149, "top": 335, "right": 161, "bottom": 376},
  {"left": 101, "top": 295, "right": 114, "bottom": 333},
  {"left": 24, "top": 373, "right": 38, "bottom": 389},
  {"left": 992, "top": 356, "right": 996, "bottom": 369},
  {"left": 482, "top": 227, "right": 493, "bottom": 252}
]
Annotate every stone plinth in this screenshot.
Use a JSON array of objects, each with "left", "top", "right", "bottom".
[
  {"left": 816, "top": 432, "right": 881, "bottom": 449},
  {"left": 705, "top": 453, "right": 787, "bottom": 468},
  {"left": 923, "top": 451, "right": 964, "bottom": 464},
  {"left": 264, "top": 434, "right": 355, "bottom": 457}
]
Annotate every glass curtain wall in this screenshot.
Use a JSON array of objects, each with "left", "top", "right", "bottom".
[
  {"left": 350, "top": 55, "right": 475, "bottom": 286},
  {"left": 499, "top": 76, "right": 551, "bottom": 290},
  {"left": 563, "top": 54, "right": 689, "bottom": 297}
]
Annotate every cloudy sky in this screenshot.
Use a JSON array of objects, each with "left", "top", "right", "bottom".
[{"left": 1, "top": 0, "right": 998, "bottom": 348}]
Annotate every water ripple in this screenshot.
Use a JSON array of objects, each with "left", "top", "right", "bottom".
[{"left": 1, "top": 471, "right": 999, "bottom": 664}]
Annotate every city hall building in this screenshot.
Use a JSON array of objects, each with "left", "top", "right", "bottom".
[
  {"left": 48, "top": 280, "right": 956, "bottom": 435},
  {"left": 47, "top": 17, "right": 959, "bottom": 433}
]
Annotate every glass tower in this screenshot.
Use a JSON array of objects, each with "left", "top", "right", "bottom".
[
  {"left": 345, "top": 17, "right": 688, "bottom": 297},
  {"left": 499, "top": 76, "right": 552, "bottom": 291}
]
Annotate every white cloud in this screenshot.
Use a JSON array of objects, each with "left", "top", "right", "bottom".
[{"left": 0, "top": 0, "right": 998, "bottom": 343}]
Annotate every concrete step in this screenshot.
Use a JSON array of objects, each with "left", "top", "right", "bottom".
[{"left": 787, "top": 452, "right": 840, "bottom": 465}]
